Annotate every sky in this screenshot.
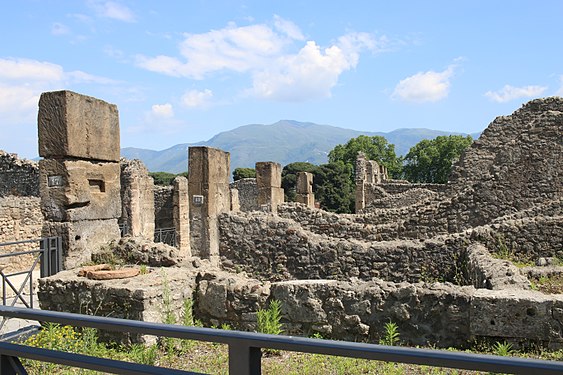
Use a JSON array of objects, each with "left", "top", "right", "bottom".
[{"left": 1, "top": 1, "right": 562, "bottom": 159}]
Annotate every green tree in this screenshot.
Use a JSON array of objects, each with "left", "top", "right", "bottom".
[
  {"left": 282, "top": 161, "right": 354, "bottom": 213},
  {"left": 233, "top": 167, "right": 256, "bottom": 181},
  {"left": 149, "top": 171, "right": 177, "bottom": 185},
  {"left": 315, "top": 161, "right": 355, "bottom": 213},
  {"left": 281, "top": 162, "right": 320, "bottom": 202},
  {"left": 328, "top": 135, "right": 402, "bottom": 178},
  {"left": 402, "top": 135, "right": 473, "bottom": 183}
]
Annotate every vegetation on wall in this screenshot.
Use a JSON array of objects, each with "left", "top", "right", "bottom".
[
  {"left": 233, "top": 167, "right": 256, "bottom": 181},
  {"left": 149, "top": 171, "right": 188, "bottom": 185}
]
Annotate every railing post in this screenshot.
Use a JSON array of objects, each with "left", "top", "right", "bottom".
[
  {"left": 0, "top": 354, "right": 27, "bottom": 375},
  {"left": 228, "top": 343, "right": 261, "bottom": 375}
]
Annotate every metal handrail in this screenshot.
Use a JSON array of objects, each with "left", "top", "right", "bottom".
[{"left": 1, "top": 306, "right": 563, "bottom": 374}]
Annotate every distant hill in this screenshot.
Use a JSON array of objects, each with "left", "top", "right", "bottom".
[{"left": 121, "top": 120, "right": 479, "bottom": 173}]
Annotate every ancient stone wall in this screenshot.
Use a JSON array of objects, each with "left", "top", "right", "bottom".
[
  {"left": 230, "top": 178, "right": 259, "bottom": 212},
  {"left": 154, "top": 186, "right": 174, "bottom": 228},
  {"left": 0, "top": 151, "right": 39, "bottom": 197},
  {"left": 218, "top": 210, "right": 462, "bottom": 284},
  {"left": 0, "top": 196, "right": 43, "bottom": 271}
]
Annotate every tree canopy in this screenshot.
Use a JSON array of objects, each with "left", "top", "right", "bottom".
[
  {"left": 328, "top": 135, "right": 402, "bottom": 178},
  {"left": 233, "top": 167, "right": 256, "bottom": 181},
  {"left": 402, "top": 135, "right": 473, "bottom": 183}
]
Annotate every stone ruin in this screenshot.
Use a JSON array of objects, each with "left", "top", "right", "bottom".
[{"left": 2, "top": 90, "right": 562, "bottom": 349}]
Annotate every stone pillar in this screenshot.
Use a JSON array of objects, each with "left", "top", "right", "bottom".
[
  {"left": 230, "top": 187, "right": 240, "bottom": 212},
  {"left": 173, "top": 176, "right": 190, "bottom": 256},
  {"left": 255, "top": 162, "right": 284, "bottom": 212},
  {"left": 355, "top": 152, "right": 368, "bottom": 213},
  {"left": 38, "top": 90, "right": 121, "bottom": 269},
  {"left": 295, "top": 172, "right": 315, "bottom": 208},
  {"left": 120, "top": 159, "right": 155, "bottom": 240},
  {"left": 188, "top": 146, "right": 230, "bottom": 261}
]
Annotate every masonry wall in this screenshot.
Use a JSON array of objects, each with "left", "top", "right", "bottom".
[
  {"left": 218, "top": 209, "right": 463, "bottom": 284},
  {"left": 0, "top": 151, "right": 39, "bottom": 197},
  {"left": 230, "top": 178, "right": 259, "bottom": 212},
  {"left": 154, "top": 185, "right": 174, "bottom": 228},
  {"left": 0, "top": 196, "right": 44, "bottom": 271}
]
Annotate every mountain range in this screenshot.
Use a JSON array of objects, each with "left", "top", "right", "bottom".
[{"left": 121, "top": 120, "right": 480, "bottom": 173}]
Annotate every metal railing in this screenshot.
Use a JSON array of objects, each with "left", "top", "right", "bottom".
[
  {"left": 1, "top": 306, "right": 563, "bottom": 374},
  {"left": 154, "top": 227, "right": 176, "bottom": 247},
  {"left": 0, "top": 238, "right": 61, "bottom": 309}
]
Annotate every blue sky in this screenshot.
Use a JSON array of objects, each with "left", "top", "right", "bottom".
[{"left": 1, "top": 1, "right": 562, "bottom": 159}]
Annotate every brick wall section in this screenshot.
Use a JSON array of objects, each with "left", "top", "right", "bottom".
[{"left": 0, "top": 151, "right": 39, "bottom": 197}]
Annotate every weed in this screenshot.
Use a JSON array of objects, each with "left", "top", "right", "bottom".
[
  {"left": 257, "top": 299, "right": 283, "bottom": 335},
  {"left": 493, "top": 341, "right": 513, "bottom": 356},
  {"left": 139, "top": 264, "right": 149, "bottom": 275},
  {"left": 379, "top": 321, "right": 400, "bottom": 346}
]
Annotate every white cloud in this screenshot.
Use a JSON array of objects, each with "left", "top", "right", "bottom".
[
  {"left": 273, "top": 15, "right": 304, "bottom": 41},
  {"left": 392, "top": 65, "right": 456, "bottom": 103},
  {"left": 484, "top": 84, "right": 547, "bottom": 103},
  {"left": 88, "top": 1, "right": 136, "bottom": 22},
  {"left": 137, "top": 18, "right": 385, "bottom": 101},
  {"left": 181, "top": 89, "right": 213, "bottom": 108},
  {"left": 151, "top": 103, "right": 174, "bottom": 118},
  {"left": 0, "top": 58, "right": 64, "bottom": 82}
]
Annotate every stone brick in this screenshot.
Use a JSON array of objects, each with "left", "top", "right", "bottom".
[
  {"left": 120, "top": 159, "right": 155, "bottom": 240},
  {"left": 38, "top": 90, "right": 120, "bottom": 162},
  {"left": 42, "top": 219, "right": 120, "bottom": 269},
  {"left": 188, "top": 147, "right": 230, "bottom": 260},
  {"left": 39, "top": 159, "right": 121, "bottom": 222},
  {"left": 173, "top": 176, "right": 190, "bottom": 256},
  {"left": 256, "top": 162, "right": 282, "bottom": 188}
]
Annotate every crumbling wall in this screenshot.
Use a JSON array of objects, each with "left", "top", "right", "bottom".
[
  {"left": 218, "top": 210, "right": 462, "bottom": 284},
  {"left": 230, "top": 178, "right": 259, "bottom": 212},
  {"left": 153, "top": 186, "right": 174, "bottom": 228},
  {"left": 0, "top": 196, "right": 43, "bottom": 271},
  {"left": 0, "top": 151, "right": 39, "bottom": 197},
  {"left": 120, "top": 158, "right": 155, "bottom": 240}
]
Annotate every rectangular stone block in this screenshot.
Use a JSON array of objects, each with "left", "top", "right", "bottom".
[
  {"left": 296, "top": 193, "right": 315, "bottom": 208},
  {"left": 258, "top": 187, "right": 284, "bottom": 209},
  {"left": 42, "top": 219, "right": 120, "bottom": 270},
  {"left": 296, "top": 172, "right": 313, "bottom": 194},
  {"left": 39, "top": 159, "right": 121, "bottom": 222},
  {"left": 256, "top": 162, "right": 282, "bottom": 188},
  {"left": 38, "top": 90, "right": 120, "bottom": 161},
  {"left": 470, "top": 289, "right": 563, "bottom": 344}
]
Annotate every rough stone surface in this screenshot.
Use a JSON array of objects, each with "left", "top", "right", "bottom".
[
  {"left": 111, "top": 236, "right": 186, "bottom": 266},
  {"left": 38, "top": 90, "right": 120, "bottom": 162},
  {"left": 120, "top": 159, "right": 155, "bottom": 240},
  {"left": 153, "top": 185, "right": 174, "bottom": 228},
  {"left": 0, "top": 196, "right": 43, "bottom": 272},
  {"left": 256, "top": 162, "right": 284, "bottom": 211},
  {"left": 38, "top": 266, "right": 197, "bottom": 344},
  {"left": 42, "top": 219, "right": 120, "bottom": 269},
  {"left": 173, "top": 176, "right": 190, "bottom": 255},
  {"left": 39, "top": 159, "right": 121, "bottom": 222},
  {"left": 188, "top": 146, "right": 231, "bottom": 260},
  {"left": 229, "top": 178, "right": 259, "bottom": 212},
  {"left": 0, "top": 151, "right": 39, "bottom": 197},
  {"left": 295, "top": 172, "right": 315, "bottom": 208}
]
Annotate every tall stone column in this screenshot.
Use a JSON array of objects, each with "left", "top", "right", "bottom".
[
  {"left": 256, "top": 162, "right": 284, "bottom": 212},
  {"left": 38, "top": 90, "right": 121, "bottom": 269},
  {"left": 295, "top": 171, "right": 315, "bottom": 208},
  {"left": 120, "top": 159, "right": 155, "bottom": 240},
  {"left": 187, "top": 146, "right": 230, "bottom": 261},
  {"left": 173, "top": 176, "right": 190, "bottom": 257}
]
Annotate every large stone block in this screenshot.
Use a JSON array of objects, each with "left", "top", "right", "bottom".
[
  {"left": 296, "top": 172, "right": 313, "bottom": 194},
  {"left": 38, "top": 90, "right": 120, "bottom": 161},
  {"left": 470, "top": 289, "right": 563, "bottom": 344},
  {"left": 173, "top": 176, "right": 190, "bottom": 256},
  {"left": 42, "top": 219, "right": 120, "bottom": 269},
  {"left": 256, "top": 162, "right": 282, "bottom": 188},
  {"left": 258, "top": 187, "right": 285, "bottom": 209},
  {"left": 39, "top": 159, "right": 121, "bottom": 222}
]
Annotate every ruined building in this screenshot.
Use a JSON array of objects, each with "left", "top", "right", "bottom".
[{"left": 1, "top": 90, "right": 561, "bottom": 348}]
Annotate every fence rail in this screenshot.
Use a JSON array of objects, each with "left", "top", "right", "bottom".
[{"left": 1, "top": 306, "right": 563, "bottom": 374}]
